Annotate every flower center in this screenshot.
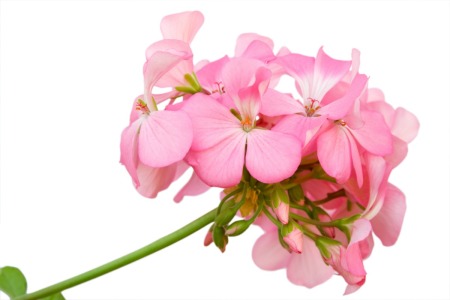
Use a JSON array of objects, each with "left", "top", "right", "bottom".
[
  {"left": 135, "top": 99, "right": 150, "bottom": 115},
  {"left": 241, "top": 116, "right": 253, "bottom": 132},
  {"left": 305, "top": 98, "right": 321, "bottom": 117},
  {"left": 211, "top": 81, "right": 225, "bottom": 95}
]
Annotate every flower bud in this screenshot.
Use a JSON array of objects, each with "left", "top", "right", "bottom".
[
  {"left": 225, "top": 219, "right": 252, "bottom": 237},
  {"left": 212, "top": 225, "right": 228, "bottom": 253},
  {"left": 282, "top": 227, "right": 303, "bottom": 254},
  {"left": 272, "top": 188, "right": 290, "bottom": 224},
  {"left": 204, "top": 226, "right": 214, "bottom": 247},
  {"left": 274, "top": 201, "right": 290, "bottom": 225}
]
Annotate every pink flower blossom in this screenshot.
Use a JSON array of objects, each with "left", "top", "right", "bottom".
[{"left": 182, "top": 58, "right": 302, "bottom": 187}]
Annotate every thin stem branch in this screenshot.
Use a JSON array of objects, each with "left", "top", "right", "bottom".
[{"left": 13, "top": 208, "right": 217, "bottom": 300}]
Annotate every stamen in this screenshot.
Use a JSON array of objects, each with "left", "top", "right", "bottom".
[
  {"left": 135, "top": 99, "right": 150, "bottom": 115},
  {"left": 305, "top": 98, "right": 321, "bottom": 117}
]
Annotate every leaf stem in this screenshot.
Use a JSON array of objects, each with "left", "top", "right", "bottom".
[{"left": 13, "top": 208, "right": 217, "bottom": 300}]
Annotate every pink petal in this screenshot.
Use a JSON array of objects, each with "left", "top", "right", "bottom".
[
  {"left": 174, "top": 171, "right": 210, "bottom": 203},
  {"left": 317, "top": 125, "right": 352, "bottom": 183},
  {"left": 246, "top": 129, "right": 302, "bottom": 183},
  {"left": 287, "top": 237, "right": 334, "bottom": 288},
  {"left": 160, "top": 11, "right": 204, "bottom": 44},
  {"left": 391, "top": 107, "right": 420, "bottom": 143},
  {"left": 235, "top": 33, "right": 274, "bottom": 57},
  {"left": 363, "top": 154, "right": 387, "bottom": 218},
  {"left": 186, "top": 129, "right": 247, "bottom": 188},
  {"left": 135, "top": 162, "right": 178, "bottom": 198},
  {"left": 311, "top": 47, "right": 352, "bottom": 101},
  {"left": 371, "top": 183, "right": 406, "bottom": 246},
  {"left": 181, "top": 93, "right": 242, "bottom": 151},
  {"left": 275, "top": 53, "right": 315, "bottom": 99},
  {"left": 344, "top": 219, "right": 372, "bottom": 278},
  {"left": 196, "top": 56, "right": 230, "bottom": 93},
  {"left": 347, "top": 128, "right": 363, "bottom": 187},
  {"left": 319, "top": 73, "right": 368, "bottom": 120},
  {"left": 384, "top": 136, "right": 408, "bottom": 169},
  {"left": 144, "top": 40, "right": 193, "bottom": 89},
  {"left": 138, "top": 110, "right": 193, "bottom": 168},
  {"left": 260, "top": 88, "right": 303, "bottom": 117},
  {"left": 239, "top": 40, "right": 275, "bottom": 62},
  {"left": 252, "top": 231, "right": 290, "bottom": 271},
  {"left": 120, "top": 120, "right": 141, "bottom": 186},
  {"left": 350, "top": 110, "right": 393, "bottom": 156}
]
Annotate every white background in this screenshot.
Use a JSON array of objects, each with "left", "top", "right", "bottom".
[{"left": 1, "top": 1, "right": 449, "bottom": 299}]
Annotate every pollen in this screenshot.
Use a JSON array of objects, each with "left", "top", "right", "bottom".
[
  {"left": 135, "top": 99, "right": 150, "bottom": 115},
  {"left": 241, "top": 116, "right": 253, "bottom": 132},
  {"left": 304, "top": 98, "right": 321, "bottom": 117}
]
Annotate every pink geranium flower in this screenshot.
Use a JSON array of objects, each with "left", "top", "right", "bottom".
[{"left": 182, "top": 58, "right": 302, "bottom": 187}]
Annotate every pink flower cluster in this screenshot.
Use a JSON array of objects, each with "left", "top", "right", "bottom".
[{"left": 120, "top": 11, "right": 419, "bottom": 294}]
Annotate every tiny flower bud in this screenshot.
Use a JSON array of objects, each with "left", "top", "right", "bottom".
[
  {"left": 225, "top": 219, "right": 252, "bottom": 237},
  {"left": 272, "top": 189, "right": 290, "bottom": 224},
  {"left": 204, "top": 226, "right": 214, "bottom": 247},
  {"left": 213, "top": 225, "right": 228, "bottom": 253},
  {"left": 274, "top": 201, "right": 290, "bottom": 225},
  {"left": 282, "top": 227, "right": 304, "bottom": 254}
]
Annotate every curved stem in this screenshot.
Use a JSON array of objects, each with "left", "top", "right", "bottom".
[{"left": 13, "top": 208, "right": 217, "bottom": 300}]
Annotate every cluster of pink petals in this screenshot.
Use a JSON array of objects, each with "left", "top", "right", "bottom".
[{"left": 120, "top": 11, "right": 419, "bottom": 294}]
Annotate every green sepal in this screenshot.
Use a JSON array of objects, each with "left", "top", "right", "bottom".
[
  {"left": 215, "top": 198, "right": 245, "bottom": 227},
  {"left": 212, "top": 226, "right": 228, "bottom": 252},
  {"left": 288, "top": 185, "right": 304, "bottom": 203},
  {"left": 175, "top": 85, "right": 197, "bottom": 94},
  {"left": 315, "top": 236, "right": 341, "bottom": 259},
  {"left": 225, "top": 219, "right": 252, "bottom": 237},
  {"left": 0, "top": 266, "right": 27, "bottom": 298},
  {"left": 184, "top": 73, "right": 201, "bottom": 92}
]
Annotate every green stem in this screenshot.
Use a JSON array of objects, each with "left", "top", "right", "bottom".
[{"left": 13, "top": 208, "right": 217, "bottom": 300}]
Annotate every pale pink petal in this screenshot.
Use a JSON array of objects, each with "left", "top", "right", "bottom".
[
  {"left": 138, "top": 110, "right": 193, "bottom": 168},
  {"left": 174, "top": 171, "right": 210, "bottom": 203},
  {"left": 350, "top": 110, "right": 393, "bottom": 156},
  {"left": 160, "top": 11, "right": 204, "bottom": 44},
  {"left": 359, "top": 232, "right": 374, "bottom": 260},
  {"left": 260, "top": 88, "right": 303, "bottom": 117},
  {"left": 196, "top": 56, "right": 230, "bottom": 93},
  {"left": 371, "top": 184, "right": 406, "bottom": 246},
  {"left": 311, "top": 47, "right": 352, "bottom": 101},
  {"left": 366, "top": 87, "right": 385, "bottom": 103},
  {"left": 272, "top": 114, "right": 327, "bottom": 146},
  {"left": 240, "top": 40, "right": 275, "bottom": 62},
  {"left": 135, "top": 162, "right": 177, "bottom": 198},
  {"left": 384, "top": 136, "right": 408, "bottom": 169},
  {"left": 276, "top": 53, "right": 315, "bottom": 99},
  {"left": 347, "top": 128, "right": 363, "bottom": 187},
  {"left": 344, "top": 281, "right": 364, "bottom": 295},
  {"left": 246, "top": 129, "right": 302, "bottom": 183},
  {"left": 252, "top": 231, "right": 290, "bottom": 271},
  {"left": 363, "top": 154, "right": 387, "bottom": 218},
  {"left": 186, "top": 129, "right": 247, "bottom": 188},
  {"left": 317, "top": 125, "right": 352, "bottom": 183},
  {"left": 391, "top": 107, "right": 420, "bottom": 143},
  {"left": 120, "top": 120, "right": 142, "bottom": 186},
  {"left": 181, "top": 93, "right": 242, "bottom": 151},
  {"left": 235, "top": 33, "right": 274, "bottom": 57},
  {"left": 143, "top": 46, "right": 193, "bottom": 100},
  {"left": 287, "top": 237, "right": 334, "bottom": 288},
  {"left": 319, "top": 74, "right": 368, "bottom": 120}
]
